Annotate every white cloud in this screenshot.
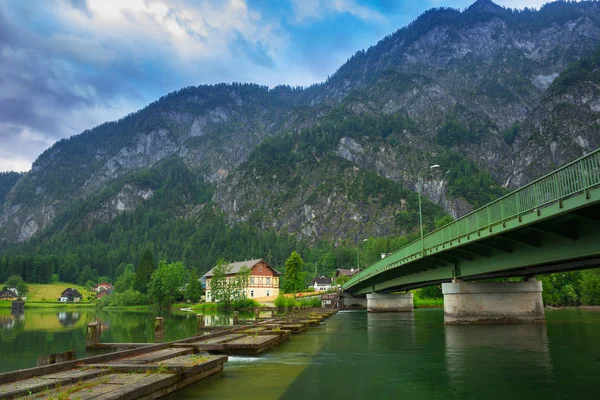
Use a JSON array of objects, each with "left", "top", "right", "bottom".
[
  {"left": 291, "top": 0, "right": 385, "bottom": 23},
  {"left": 494, "top": 0, "right": 552, "bottom": 10}
]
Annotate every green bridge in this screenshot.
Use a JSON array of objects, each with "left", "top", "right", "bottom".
[{"left": 343, "top": 149, "right": 600, "bottom": 323}]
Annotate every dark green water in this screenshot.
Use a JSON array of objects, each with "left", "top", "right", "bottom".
[{"left": 2, "top": 309, "right": 600, "bottom": 399}]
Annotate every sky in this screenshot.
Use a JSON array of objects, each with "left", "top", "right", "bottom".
[{"left": 0, "top": 0, "right": 551, "bottom": 172}]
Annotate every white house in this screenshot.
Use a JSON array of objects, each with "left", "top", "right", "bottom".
[{"left": 310, "top": 276, "right": 333, "bottom": 291}]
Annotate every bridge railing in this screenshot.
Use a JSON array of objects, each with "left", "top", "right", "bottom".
[{"left": 344, "top": 148, "right": 600, "bottom": 290}]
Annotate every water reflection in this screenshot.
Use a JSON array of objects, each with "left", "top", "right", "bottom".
[
  {"left": 57, "top": 312, "right": 81, "bottom": 327},
  {"left": 367, "top": 311, "right": 416, "bottom": 352},
  {"left": 445, "top": 323, "right": 552, "bottom": 398}
]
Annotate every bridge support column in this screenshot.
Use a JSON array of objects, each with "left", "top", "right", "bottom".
[
  {"left": 367, "top": 293, "right": 413, "bottom": 312},
  {"left": 442, "top": 278, "right": 544, "bottom": 324}
]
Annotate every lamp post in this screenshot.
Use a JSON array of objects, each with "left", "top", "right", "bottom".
[
  {"left": 417, "top": 164, "right": 440, "bottom": 256},
  {"left": 356, "top": 238, "right": 368, "bottom": 271}
]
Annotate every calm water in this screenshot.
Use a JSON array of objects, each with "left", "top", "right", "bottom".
[{"left": 2, "top": 309, "right": 600, "bottom": 399}]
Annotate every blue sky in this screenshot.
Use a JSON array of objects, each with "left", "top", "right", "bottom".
[{"left": 0, "top": 0, "right": 550, "bottom": 172}]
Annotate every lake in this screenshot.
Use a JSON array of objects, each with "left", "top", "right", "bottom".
[{"left": 1, "top": 308, "right": 599, "bottom": 399}]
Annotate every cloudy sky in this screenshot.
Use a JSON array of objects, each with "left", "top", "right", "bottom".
[{"left": 0, "top": 0, "right": 550, "bottom": 172}]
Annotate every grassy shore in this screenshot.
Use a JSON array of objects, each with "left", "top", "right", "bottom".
[
  {"left": 1, "top": 282, "right": 95, "bottom": 309},
  {"left": 413, "top": 297, "right": 444, "bottom": 308},
  {"left": 0, "top": 300, "right": 96, "bottom": 309}
]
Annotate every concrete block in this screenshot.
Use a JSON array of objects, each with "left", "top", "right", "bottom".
[
  {"left": 367, "top": 293, "right": 413, "bottom": 312},
  {"left": 442, "top": 280, "right": 544, "bottom": 324}
]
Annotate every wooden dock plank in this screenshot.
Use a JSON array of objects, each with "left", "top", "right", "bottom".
[
  {"left": 0, "top": 369, "right": 106, "bottom": 399},
  {"left": 109, "top": 348, "right": 193, "bottom": 365},
  {"left": 85, "top": 354, "right": 228, "bottom": 375},
  {"left": 172, "top": 334, "right": 248, "bottom": 351},
  {"left": 19, "top": 373, "right": 178, "bottom": 400}
]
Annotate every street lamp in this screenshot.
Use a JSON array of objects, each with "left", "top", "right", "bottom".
[
  {"left": 356, "top": 238, "right": 368, "bottom": 271},
  {"left": 417, "top": 164, "right": 440, "bottom": 256}
]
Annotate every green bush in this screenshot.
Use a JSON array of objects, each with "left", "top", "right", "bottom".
[
  {"left": 97, "top": 289, "right": 148, "bottom": 308},
  {"left": 232, "top": 298, "right": 261, "bottom": 309},
  {"left": 298, "top": 297, "right": 322, "bottom": 307},
  {"left": 274, "top": 294, "right": 287, "bottom": 308},
  {"left": 284, "top": 297, "right": 298, "bottom": 307}
]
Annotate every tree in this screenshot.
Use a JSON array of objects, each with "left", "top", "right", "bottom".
[
  {"left": 282, "top": 251, "right": 306, "bottom": 294},
  {"left": 78, "top": 265, "right": 97, "bottom": 286},
  {"left": 114, "top": 264, "right": 136, "bottom": 293},
  {"left": 185, "top": 269, "right": 201, "bottom": 302},
  {"left": 5, "top": 275, "right": 28, "bottom": 297},
  {"left": 318, "top": 252, "right": 336, "bottom": 276},
  {"left": 334, "top": 275, "right": 350, "bottom": 287},
  {"left": 581, "top": 269, "right": 600, "bottom": 305},
  {"left": 148, "top": 261, "right": 187, "bottom": 307},
  {"left": 209, "top": 259, "right": 250, "bottom": 308},
  {"left": 134, "top": 248, "right": 155, "bottom": 294}
]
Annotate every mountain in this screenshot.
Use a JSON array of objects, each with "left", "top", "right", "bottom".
[{"left": 1, "top": 1, "right": 600, "bottom": 275}]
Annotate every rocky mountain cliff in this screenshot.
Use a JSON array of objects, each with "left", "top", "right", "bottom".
[{"left": 2, "top": 0, "right": 600, "bottom": 246}]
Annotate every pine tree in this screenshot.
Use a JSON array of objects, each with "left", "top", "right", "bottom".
[
  {"left": 185, "top": 268, "right": 201, "bottom": 302},
  {"left": 134, "top": 248, "right": 155, "bottom": 294},
  {"left": 282, "top": 251, "right": 306, "bottom": 294}
]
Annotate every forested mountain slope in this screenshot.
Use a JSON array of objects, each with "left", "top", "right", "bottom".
[{"left": 1, "top": 0, "right": 600, "bottom": 275}]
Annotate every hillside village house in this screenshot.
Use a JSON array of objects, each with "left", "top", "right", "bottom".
[
  {"left": 310, "top": 276, "right": 333, "bottom": 291},
  {"left": 203, "top": 258, "right": 281, "bottom": 302},
  {"left": 335, "top": 268, "right": 360, "bottom": 281},
  {"left": 59, "top": 288, "right": 83, "bottom": 303},
  {"left": 0, "top": 290, "right": 18, "bottom": 301},
  {"left": 93, "top": 282, "right": 113, "bottom": 293}
]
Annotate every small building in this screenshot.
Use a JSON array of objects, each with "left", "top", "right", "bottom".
[
  {"left": 58, "top": 288, "right": 83, "bottom": 302},
  {"left": 0, "top": 290, "right": 18, "bottom": 301},
  {"left": 93, "top": 282, "right": 113, "bottom": 293},
  {"left": 310, "top": 276, "right": 333, "bottom": 291},
  {"left": 96, "top": 290, "right": 111, "bottom": 299},
  {"left": 11, "top": 299, "right": 24, "bottom": 313},
  {"left": 335, "top": 268, "right": 361, "bottom": 278},
  {"left": 203, "top": 258, "right": 282, "bottom": 302},
  {"left": 321, "top": 293, "right": 340, "bottom": 308}
]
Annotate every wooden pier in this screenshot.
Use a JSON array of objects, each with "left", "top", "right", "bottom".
[{"left": 0, "top": 308, "right": 338, "bottom": 399}]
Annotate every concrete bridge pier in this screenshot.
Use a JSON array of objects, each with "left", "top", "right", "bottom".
[
  {"left": 442, "top": 278, "right": 544, "bottom": 324},
  {"left": 342, "top": 293, "right": 367, "bottom": 309},
  {"left": 367, "top": 293, "right": 414, "bottom": 312}
]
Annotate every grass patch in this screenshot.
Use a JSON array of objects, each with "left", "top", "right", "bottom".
[
  {"left": 172, "top": 301, "right": 263, "bottom": 312},
  {"left": 26, "top": 283, "right": 93, "bottom": 302},
  {"left": 413, "top": 295, "right": 443, "bottom": 308}
]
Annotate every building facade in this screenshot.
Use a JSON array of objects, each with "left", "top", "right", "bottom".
[
  {"left": 203, "top": 258, "right": 281, "bottom": 302},
  {"left": 59, "top": 288, "right": 82, "bottom": 302},
  {"left": 310, "top": 276, "right": 333, "bottom": 291}
]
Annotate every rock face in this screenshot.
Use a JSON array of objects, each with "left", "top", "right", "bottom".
[{"left": 2, "top": 0, "right": 600, "bottom": 243}]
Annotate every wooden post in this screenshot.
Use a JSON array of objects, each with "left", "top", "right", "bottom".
[
  {"left": 196, "top": 314, "right": 205, "bottom": 334},
  {"left": 86, "top": 321, "right": 101, "bottom": 348},
  {"left": 255, "top": 308, "right": 260, "bottom": 320},
  {"left": 233, "top": 311, "right": 239, "bottom": 325},
  {"left": 154, "top": 317, "right": 164, "bottom": 341}
]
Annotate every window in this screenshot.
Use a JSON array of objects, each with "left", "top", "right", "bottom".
[
  {"left": 267, "top": 290, "right": 270, "bottom": 297},
  {"left": 259, "top": 266, "right": 263, "bottom": 272},
  {"left": 250, "top": 277, "right": 255, "bottom": 285},
  {"left": 250, "top": 290, "right": 254, "bottom": 298},
  {"left": 266, "top": 277, "right": 271, "bottom": 285}
]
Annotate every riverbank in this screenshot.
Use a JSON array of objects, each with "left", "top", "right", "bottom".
[
  {"left": 0, "top": 300, "right": 95, "bottom": 309},
  {"left": 413, "top": 296, "right": 443, "bottom": 308}
]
